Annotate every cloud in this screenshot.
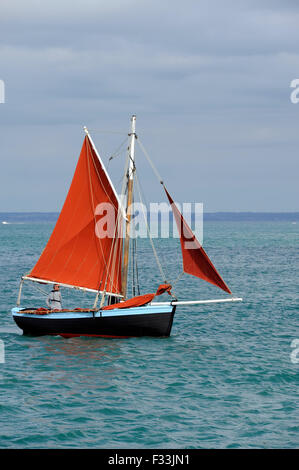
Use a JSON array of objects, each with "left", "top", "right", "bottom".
[{"left": 0, "top": 0, "right": 299, "bottom": 210}]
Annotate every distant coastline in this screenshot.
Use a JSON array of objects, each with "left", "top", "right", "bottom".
[{"left": 1, "top": 212, "right": 299, "bottom": 223}]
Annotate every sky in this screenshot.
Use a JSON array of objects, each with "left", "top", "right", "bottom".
[{"left": 0, "top": 0, "right": 299, "bottom": 211}]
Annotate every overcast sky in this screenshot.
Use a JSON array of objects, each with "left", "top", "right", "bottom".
[{"left": 0, "top": 0, "right": 298, "bottom": 211}]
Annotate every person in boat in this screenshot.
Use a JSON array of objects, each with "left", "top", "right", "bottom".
[{"left": 47, "top": 284, "right": 62, "bottom": 310}]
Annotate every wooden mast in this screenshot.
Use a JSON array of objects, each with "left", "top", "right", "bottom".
[{"left": 122, "top": 115, "right": 136, "bottom": 299}]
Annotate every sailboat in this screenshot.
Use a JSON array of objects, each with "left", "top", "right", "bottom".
[{"left": 11, "top": 116, "right": 242, "bottom": 338}]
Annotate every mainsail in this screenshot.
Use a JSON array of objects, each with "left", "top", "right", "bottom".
[
  {"left": 29, "top": 135, "right": 123, "bottom": 294},
  {"left": 164, "top": 187, "right": 232, "bottom": 294}
]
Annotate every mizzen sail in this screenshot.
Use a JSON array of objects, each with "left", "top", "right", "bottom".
[
  {"left": 29, "top": 135, "right": 123, "bottom": 294},
  {"left": 164, "top": 187, "right": 232, "bottom": 294}
]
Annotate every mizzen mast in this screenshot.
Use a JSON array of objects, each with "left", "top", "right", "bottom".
[{"left": 122, "top": 115, "right": 136, "bottom": 299}]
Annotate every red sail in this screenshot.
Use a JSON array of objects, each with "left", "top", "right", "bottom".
[
  {"left": 29, "top": 136, "right": 123, "bottom": 294},
  {"left": 164, "top": 187, "right": 232, "bottom": 294}
]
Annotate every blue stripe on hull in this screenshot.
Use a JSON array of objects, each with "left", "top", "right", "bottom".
[{"left": 12, "top": 304, "right": 173, "bottom": 319}]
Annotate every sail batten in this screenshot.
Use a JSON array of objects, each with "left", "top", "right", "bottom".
[
  {"left": 29, "top": 135, "right": 123, "bottom": 294},
  {"left": 164, "top": 187, "right": 232, "bottom": 294}
]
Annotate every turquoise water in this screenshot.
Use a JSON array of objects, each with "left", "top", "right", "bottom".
[{"left": 0, "top": 220, "right": 298, "bottom": 448}]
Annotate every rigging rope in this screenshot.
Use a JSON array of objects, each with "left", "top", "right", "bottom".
[
  {"left": 172, "top": 270, "right": 185, "bottom": 287},
  {"left": 107, "top": 136, "right": 130, "bottom": 165},
  {"left": 97, "top": 144, "right": 130, "bottom": 306},
  {"left": 30, "top": 282, "right": 49, "bottom": 297},
  {"left": 87, "top": 129, "right": 127, "bottom": 135},
  {"left": 129, "top": 192, "right": 141, "bottom": 297},
  {"left": 136, "top": 138, "right": 164, "bottom": 185},
  {"left": 134, "top": 171, "right": 168, "bottom": 284},
  {"left": 133, "top": 233, "right": 140, "bottom": 296},
  {"left": 130, "top": 192, "right": 135, "bottom": 297}
]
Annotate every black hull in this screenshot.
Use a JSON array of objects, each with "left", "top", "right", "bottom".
[{"left": 13, "top": 308, "right": 176, "bottom": 338}]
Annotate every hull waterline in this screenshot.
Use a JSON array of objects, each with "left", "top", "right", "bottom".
[{"left": 11, "top": 305, "right": 176, "bottom": 338}]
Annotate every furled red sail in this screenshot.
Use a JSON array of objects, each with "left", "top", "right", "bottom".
[
  {"left": 29, "top": 135, "right": 123, "bottom": 294},
  {"left": 103, "top": 284, "right": 172, "bottom": 310},
  {"left": 164, "top": 187, "right": 232, "bottom": 294}
]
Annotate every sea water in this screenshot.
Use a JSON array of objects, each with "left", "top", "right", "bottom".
[{"left": 0, "top": 216, "right": 298, "bottom": 448}]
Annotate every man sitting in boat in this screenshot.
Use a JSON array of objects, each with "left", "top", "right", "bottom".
[{"left": 46, "top": 284, "right": 62, "bottom": 310}]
